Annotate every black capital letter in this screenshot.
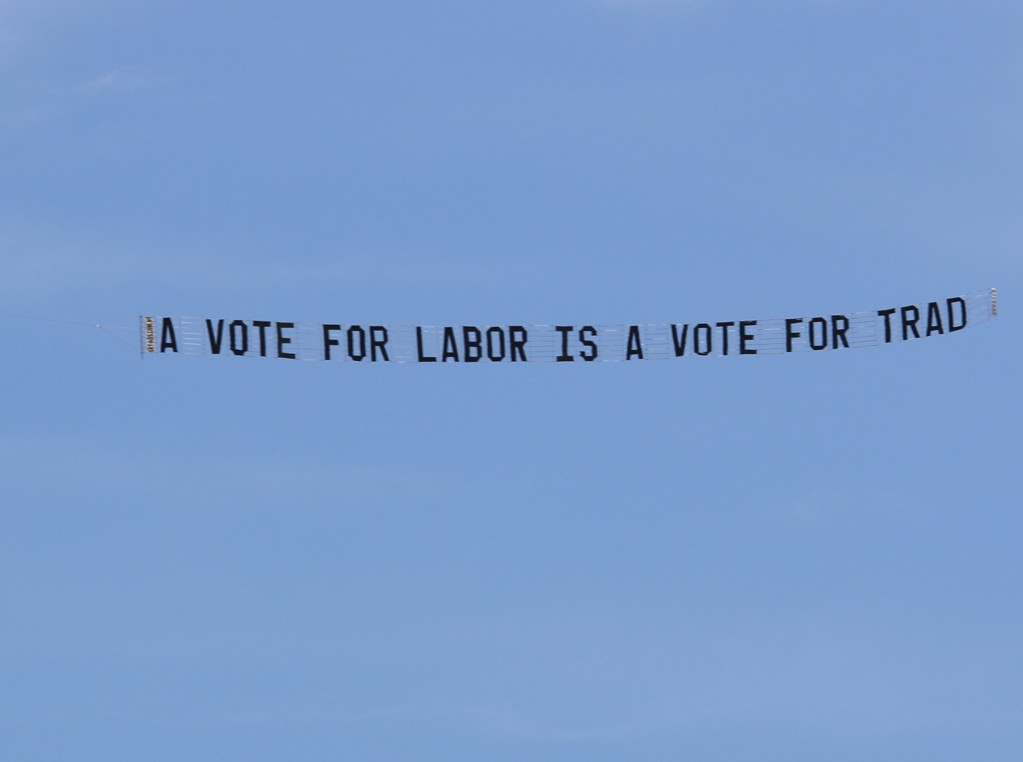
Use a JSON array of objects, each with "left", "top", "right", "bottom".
[
  {"left": 739, "top": 320, "right": 757, "bottom": 355},
  {"left": 555, "top": 326, "right": 574, "bottom": 362},
  {"left": 830, "top": 315, "right": 850, "bottom": 349},
  {"left": 878, "top": 308, "right": 896, "bottom": 343},
  {"left": 900, "top": 306, "right": 921, "bottom": 340},
  {"left": 785, "top": 318, "right": 802, "bottom": 352},
  {"left": 205, "top": 319, "right": 224, "bottom": 354},
  {"left": 463, "top": 326, "right": 482, "bottom": 362},
  {"left": 370, "top": 326, "right": 390, "bottom": 361},
  {"left": 160, "top": 318, "right": 178, "bottom": 353},
  {"left": 947, "top": 297, "right": 967, "bottom": 332},
  {"left": 253, "top": 320, "right": 272, "bottom": 356},
  {"left": 625, "top": 325, "right": 644, "bottom": 360},
  {"left": 416, "top": 327, "right": 436, "bottom": 362},
  {"left": 670, "top": 324, "right": 689, "bottom": 357},
  {"left": 323, "top": 324, "right": 341, "bottom": 360},
  {"left": 276, "top": 322, "right": 296, "bottom": 359},
  {"left": 229, "top": 320, "right": 248, "bottom": 356},
  {"left": 809, "top": 317, "right": 828, "bottom": 350},
  {"left": 579, "top": 326, "right": 598, "bottom": 361},
  {"left": 347, "top": 326, "right": 367, "bottom": 361},
  {"left": 509, "top": 326, "right": 528, "bottom": 362},
  {"left": 716, "top": 321, "right": 734, "bottom": 356}
]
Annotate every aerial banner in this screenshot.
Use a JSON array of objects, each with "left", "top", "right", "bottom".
[{"left": 142, "top": 288, "right": 996, "bottom": 364}]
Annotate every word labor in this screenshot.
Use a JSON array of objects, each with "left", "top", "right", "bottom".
[{"left": 414, "top": 325, "right": 529, "bottom": 363}]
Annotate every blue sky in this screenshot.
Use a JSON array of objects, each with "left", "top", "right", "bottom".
[{"left": 1, "top": 1, "right": 1020, "bottom": 759}]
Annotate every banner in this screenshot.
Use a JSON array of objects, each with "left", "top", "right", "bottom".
[{"left": 143, "top": 288, "right": 997, "bottom": 364}]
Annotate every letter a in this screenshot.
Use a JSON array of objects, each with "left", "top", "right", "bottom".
[
  {"left": 160, "top": 318, "right": 178, "bottom": 353},
  {"left": 626, "top": 325, "right": 644, "bottom": 360}
]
